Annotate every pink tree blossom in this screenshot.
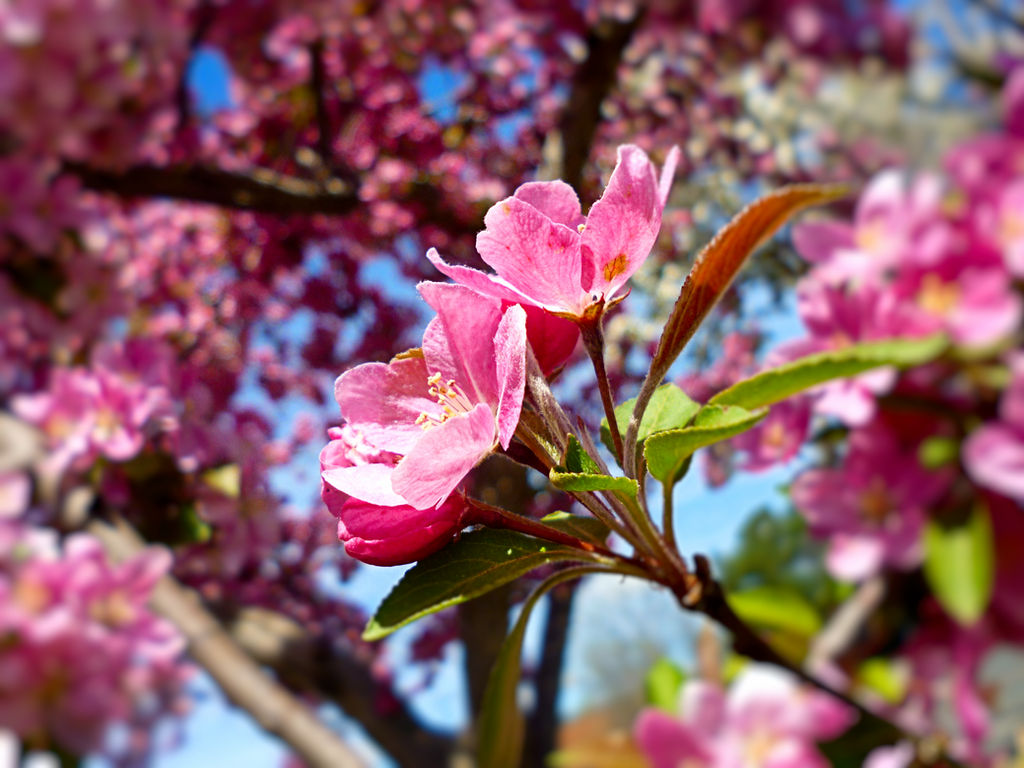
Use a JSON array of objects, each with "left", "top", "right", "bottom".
[
  {"left": 634, "top": 664, "right": 853, "bottom": 768},
  {"left": 426, "top": 144, "right": 679, "bottom": 320}
]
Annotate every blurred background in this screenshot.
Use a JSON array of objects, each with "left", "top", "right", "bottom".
[{"left": 0, "top": 1, "right": 1023, "bottom": 766}]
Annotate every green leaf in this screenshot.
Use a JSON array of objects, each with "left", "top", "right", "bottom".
[
  {"left": 548, "top": 469, "right": 639, "bottom": 496},
  {"left": 601, "top": 383, "right": 700, "bottom": 454},
  {"left": 363, "top": 529, "right": 595, "bottom": 640},
  {"left": 562, "top": 434, "right": 602, "bottom": 475},
  {"left": 856, "top": 657, "right": 908, "bottom": 705},
  {"left": 644, "top": 405, "right": 767, "bottom": 485},
  {"left": 725, "top": 585, "right": 822, "bottom": 638},
  {"left": 644, "top": 658, "right": 687, "bottom": 712},
  {"left": 540, "top": 512, "right": 610, "bottom": 546},
  {"left": 709, "top": 335, "right": 947, "bottom": 411},
  {"left": 648, "top": 184, "right": 850, "bottom": 384},
  {"left": 918, "top": 436, "right": 959, "bottom": 470},
  {"left": 923, "top": 504, "right": 994, "bottom": 625},
  {"left": 477, "top": 567, "right": 601, "bottom": 768}
]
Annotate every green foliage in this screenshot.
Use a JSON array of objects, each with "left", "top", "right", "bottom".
[
  {"left": 551, "top": 435, "right": 639, "bottom": 496},
  {"left": 725, "top": 585, "right": 822, "bottom": 637},
  {"left": 363, "top": 529, "right": 596, "bottom": 640},
  {"left": 644, "top": 404, "right": 767, "bottom": 485},
  {"left": 718, "top": 509, "right": 839, "bottom": 615},
  {"left": 708, "top": 334, "right": 948, "bottom": 411},
  {"left": 918, "top": 436, "right": 959, "bottom": 470},
  {"left": 856, "top": 657, "right": 909, "bottom": 705},
  {"left": 644, "top": 658, "right": 687, "bottom": 713},
  {"left": 601, "top": 383, "right": 700, "bottom": 455},
  {"left": 540, "top": 512, "right": 610, "bottom": 547},
  {"left": 923, "top": 504, "right": 995, "bottom": 625},
  {"left": 477, "top": 567, "right": 600, "bottom": 768}
]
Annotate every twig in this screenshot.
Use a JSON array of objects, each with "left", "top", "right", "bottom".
[
  {"left": 64, "top": 161, "right": 359, "bottom": 216},
  {"left": 88, "top": 514, "right": 367, "bottom": 768}
]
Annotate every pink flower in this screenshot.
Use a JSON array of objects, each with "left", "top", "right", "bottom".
[
  {"left": 634, "top": 664, "right": 853, "bottom": 768},
  {"left": 791, "top": 419, "right": 950, "bottom": 581},
  {"left": 964, "top": 353, "right": 1024, "bottom": 500},
  {"left": 323, "top": 283, "right": 526, "bottom": 511},
  {"left": 427, "top": 144, "right": 679, "bottom": 320},
  {"left": 778, "top": 278, "right": 934, "bottom": 426},
  {"left": 319, "top": 426, "right": 467, "bottom": 566}
]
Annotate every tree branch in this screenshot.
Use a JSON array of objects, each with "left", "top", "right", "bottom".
[
  {"left": 87, "top": 514, "right": 368, "bottom": 768},
  {"left": 64, "top": 161, "right": 360, "bottom": 216},
  {"left": 522, "top": 583, "right": 576, "bottom": 768},
  {"left": 554, "top": 11, "right": 644, "bottom": 189},
  {"left": 224, "top": 606, "right": 454, "bottom": 768}
]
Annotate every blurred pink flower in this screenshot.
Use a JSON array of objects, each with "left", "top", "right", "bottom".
[
  {"left": 427, "top": 144, "right": 679, "bottom": 319},
  {"left": 791, "top": 419, "right": 950, "bottom": 581},
  {"left": 634, "top": 664, "right": 852, "bottom": 768},
  {"left": 964, "top": 354, "right": 1024, "bottom": 501}
]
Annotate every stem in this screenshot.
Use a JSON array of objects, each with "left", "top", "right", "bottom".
[
  {"left": 465, "top": 498, "right": 626, "bottom": 563},
  {"left": 578, "top": 315, "right": 624, "bottom": 466},
  {"left": 661, "top": 479, "right": 677, "bottom": 554}
]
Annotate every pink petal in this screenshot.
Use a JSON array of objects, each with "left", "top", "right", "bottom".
[
  {"left": 336, "top": 495, "right": 466, "bottom": 566},
  {"left": 964, "top": 424, "right": 1024, "bottom": 499},
  {"left": 658, "top": 146, "right": 681, "bottom": 209},
  {"left": 391, "top": 403, "right": 496, "bottom": 509},
  {"left": 419, "top": 282, "right": 502, "bottom": 406},
  {"left": 323, "top": 463, "right": 408, "bottom": 507},
  {"left": 513, "top": 180, "right": 584, "bottom": 229},
  {"left": 520, "top": 303, "right": 579, "bottom": 376},
  {"left": 335, "top": 357, "right": 436, "bottom": 454},
  {"left": 792, "top": 220, "right": 855, "bottom": 264},
  {"left": 425, "top": 248, "right": 527, "bottom": 305},
  {"left": 581, "top": 144, "right": 667, "bottom": 298},
  {"left": 493, "top": 303, "right": 526, "bottom": 449},
  {"left": 476, "top": 195, "right": 585, "bottom": 314},
  {"left": 633, "top": 709, "right": 712, "bottom": 768}
]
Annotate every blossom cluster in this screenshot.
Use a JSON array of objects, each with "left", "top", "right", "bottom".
[
  {"left": 634, "top": 664, "right": 853, "bottom": 768},
  {"left": 321, "top": 145, "right": 676, "bottom": 564},
  {"left": 0, "top": 522, "right": 188, "bottom": 758}
]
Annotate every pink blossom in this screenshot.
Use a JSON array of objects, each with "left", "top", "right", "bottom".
[
  {"left": 319, "top": 426, "right": 467, "bottom": 566},
  {"left": 793, "top": 170, "right": 950, "bottom": 284},
  {"left": 964, "top": 354, "right": 1024, "bottom": 500},
  {"left": 732, "top": 396, "right": 811, "bottom": 472},
  {"left": 324, "top": 283, "right": 526, "bottom": 511},
  {"left": 426, "top": 144, "right": 679, "bottom": 320},
  {"left": 778, "top": 278, "right": 935, "bottom": 426},
  {"left": 791, "top": 419, "right": 950, "bottom": 581},
  {"left": 0, "top": 472, "right": 29, "bottom": 519},
  {"left": 634, "top": 664, "right": 853, "bottom": 768}
]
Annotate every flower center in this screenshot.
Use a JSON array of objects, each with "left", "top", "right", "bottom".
[
  {"left": 415, "top": 372, "right": 474, "bottom": 430},
  {"left": 917, "top": 273, "right": 960, "bottom": 315},
  {"left": 859, "top": 477, "right": 892, "bottom": 525}
]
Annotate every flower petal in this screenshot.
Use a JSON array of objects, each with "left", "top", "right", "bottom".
[
  {"left": 513, "top": 180, "right": 584, "bottom": 229},
  {"left": 335, "top": 357, "right": 436, "bottom": 454},
  {"left": 391, "top": 402, "right": 496, "bottom": 509},
  {"left": 322, "top": 463, "right": 408, "bottom": 507},
  {"left": 336, "top": 495, "right": 466, "bottom": 566},
  {"left": 581, "top": 144, "right": 673, "bottom": 298},
  {"left": 493, "top": 303, "right": 526, "bottom": 449},
  {"left": 426, "top": 248, "right": 527, "bottom": 305},
  {"left": 419, "top": 282, "right": 502, "bottom": 406},
  {"left": 476, "top": 195, "right": 585, "bottom": 314}
]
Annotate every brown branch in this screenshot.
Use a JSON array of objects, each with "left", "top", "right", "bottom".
[
  {"left": 522, "top": 583, "right": 576, "bottom": 768},
  {"left": 555, "top": 11, "right": 644, "bottom": 189},
  {"left": 87, "top": 514, "right": 368, "bottom": 768},
  {"left": 805, "top": 576, "right": 886, "bottom": 676},
  {"left": 64, "top": 161, "right": 359, "bottom": 216},
  {"left": 224, "top": 606, "right": 454, "bottom": 768},
  {"left": 309, "top": 39, "right": 335, "bottom": 170}
]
